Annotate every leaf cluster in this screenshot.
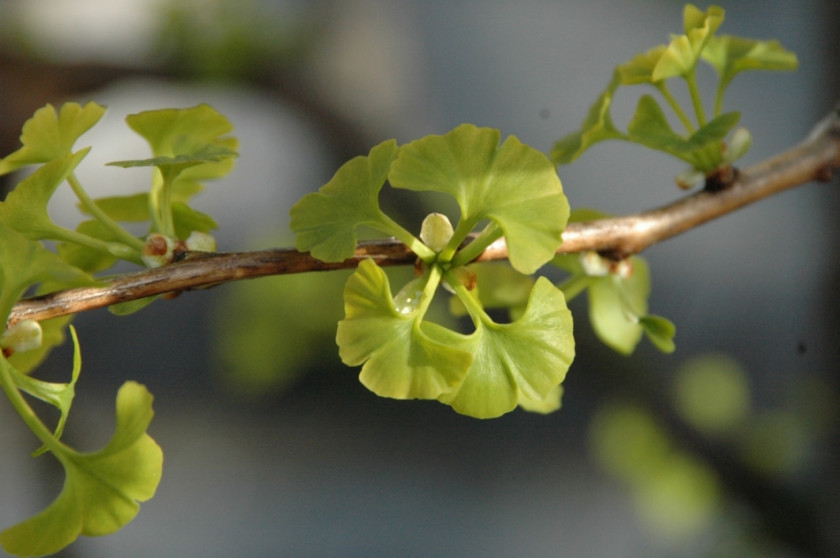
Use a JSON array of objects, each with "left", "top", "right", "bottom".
[
  {"left": 291, "top": 124, "right": 578, "bottom": 418},
  {"left": 551, "top": 4, "right": 797, "bottom": 187},
  {"left": 0, "top": 102, "right": 238, "bottom": 555}
]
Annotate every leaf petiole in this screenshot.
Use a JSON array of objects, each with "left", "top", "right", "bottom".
[
  {"left": 685, "top": 71, "right": 708, "bottom": 127},
  {"left": 656, "top": 82, "right": 696, "bottom": 134},
  {"left": 451, "top": 221, "right": 503, "bottom": 268},
  {"left": 66, "top": 173, "right": 145, "bottom": 252}
]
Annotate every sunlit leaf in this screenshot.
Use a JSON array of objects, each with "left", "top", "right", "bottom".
[
  {"left": 290, "top": 139, "right": 413, "bottom": 262},
  {"left": 0, "top": 381, "right": 163, "bottom": 557},
  {"left": 337, "top": 259, "right": 473, "bottom": 399},
  {"left": 551, "top": 71, "right": 627, "bottom": 164},
  {"left": 518, "top": 384, "right": 564, "bottom": 414},
  {"left": 701, "top": 35, "right": 798, "bottom": 90},
  {"left": 0, "top": 149, "right": 90, "bottom": 240},
  {"left": 390, "top": 124, "right": 569, "bottom": 274},
  {"left": 440, "top": 278, "right": 574, "bottom": 418},
  {"left": 0, "top": 102, "right": 106, "bottom": 175}
]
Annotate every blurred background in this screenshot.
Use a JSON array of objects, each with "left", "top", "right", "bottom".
[{"left": 0, "top": 0, "right": 839, "bottom": 556}]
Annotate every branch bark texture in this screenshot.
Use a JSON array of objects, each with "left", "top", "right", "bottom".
[{"left": 8, "top": 108, "right": 840, "bottom": 327}]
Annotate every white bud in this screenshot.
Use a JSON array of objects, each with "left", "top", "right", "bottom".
[
  {"left": 2, "top": 320, "right": 43, "bottom": 354},
  {"left": 580, "top": 251, "right": 609, "bottom": 277},
  {"left": 142, "top": 233, "right": 176, "bottom": 268},
  {"left": 676, "top": 168, "right": 705, "bottom": 190},
  {"left": 724, "top": 127, "right": 752, "bottom": 163},
  {"left": 420, "top": 213, "right": 454, "bottom": 253},
  {"left": 185, "top": 231, "right": 217, "bottom": 253}
]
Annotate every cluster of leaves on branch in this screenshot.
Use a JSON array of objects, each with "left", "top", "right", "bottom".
[
  {"left": 0, "top": 102, "right": 238, "bottom": 555},
  {"left": 552, "top": 4, "right": 797, "bottom": 189},
  {"left": 0, "top": 3, "right": 799, "bottom": 555}
]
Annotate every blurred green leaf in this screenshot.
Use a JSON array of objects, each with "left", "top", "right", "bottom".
[
  {"left": 0, "top": 102, "right": 105, "bottom": 175},
  {"left": 0, "top": 381, "right": 163, "bottom": 557},
  {"left": 551, "top": 71, "right": 627, "bottom": 164},
  {"left": 652, "top": 4, "right": 724, "bottom": 80},
  {"left": 702, "top": 35, "right": 798, "bottom": 90}
]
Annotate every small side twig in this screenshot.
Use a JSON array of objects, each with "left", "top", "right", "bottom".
[{"left": 8, "top": 108, "right": 840, "bottom": 327}]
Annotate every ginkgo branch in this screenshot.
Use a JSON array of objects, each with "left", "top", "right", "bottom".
[{"left": 7, "top": 106, "right": 839, "bottom": 328}]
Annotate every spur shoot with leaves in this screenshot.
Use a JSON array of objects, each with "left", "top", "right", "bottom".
[
  {"left": 551, "top": 3, "right": 797, "bottom": 188},
  {"left": 292, "top": 124, "right": 575, "bottom": 418}
]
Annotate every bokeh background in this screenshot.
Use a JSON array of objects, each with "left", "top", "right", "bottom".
[{"left": 1, "top": 1, "right": 839, "bottom": 556}]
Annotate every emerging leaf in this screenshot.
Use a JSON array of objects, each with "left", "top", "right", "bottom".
[
  {"left": 618, "top": 46, "right": 668, "bottom": 85},
  {"left": 390, "top": 124, "right": 570, "bottom": 274},
  {"left": 551, "top": 71, "right": 627, "bottom": 164},
  {"left": 653, "top": 4, "right": 725, "bottom": 80},
  {"left": 0, "top": 381, "right": 163, "bottom": 557},
  {"left": 0, "top": 102, "right": 106, "bottom": 175}
]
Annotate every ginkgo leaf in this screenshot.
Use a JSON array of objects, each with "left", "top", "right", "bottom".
[
  {"left": 337, "top": 259, "right": 473, "bottom": 399},
  {"left": 290, "top": 139, "right": 423, "bottom": 262},
  {"left": 0, "top": 102, "right": 106, "bottom": 175},
  {"left": 701, "top": 35, "right": 798, "bottom": 91},
  {"left": 0, "top": 381, "right": 163, "bottom": 557},
  {"left": 0, "top": 149, "right": 90, "bottom": 240},
  {"left": 390, "top": 124, "right": 569, "bottom": 274},
  {"left": 618, "top": 46, "right": 668, "bottom": 85},
  {"left": 551, "top": 71, "right": 627, "bottom": 164},
  {"left": 653, "top": 4, "right": 724, "bottom": 81},
  {"left": 627, "top": 95, "right": 740, "bottom": 168},
  {"left": 440, "top": 278, "right": 574, "bottom": 419}
]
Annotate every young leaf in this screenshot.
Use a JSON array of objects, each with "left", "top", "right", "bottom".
[
  {"left": 551, "top": 71, "right": 627, "bottom": 164},
  {"left": 290, "top": 140, "right": 423, "bottom": 262},
  {"left": 0, "top": 102, "right": 106, "bottom": 175},
  {"left": 448, "top": 262, "right": 535, "bottom": 321},
  {"left": 7, "top": 316, "right": 74, "bottom": 376},
  {"left": 588, "top": 268, "right": 649, "bottom": 356},
  {"left": 0, "top": 381, "right": 163, "bottom": 557},
  {"left": 652, "top": 4, "right": 725, "bottom": 81},
  {"left": 389, "top": 124, "right": 570, "bottom": 274},
  {"left": 440, "top": 278, "right": 574, "bottom": 419},
  {"left": 702, "top": 35, "right": 798, "bottom": 89},
  {"left": 618, "top": 46, "right": 668, "bottom": 85},
  {"left": 336, "top": 259, "right": 473, "bottom": 399},
  {"left": 0, "top": 149, "right": 90, "bottom": 240}
]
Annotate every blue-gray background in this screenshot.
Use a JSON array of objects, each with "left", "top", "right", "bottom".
[{"left": 0, "top": 1, "right": 838, "bottom": 557}]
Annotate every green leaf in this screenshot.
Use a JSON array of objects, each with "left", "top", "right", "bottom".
[
  {"left": 618, "top": 45, "right": 668, "bottom": 85},
  {"left": 389, "top": 124, "right": 570, "bottom": 274},
  {"left": 107, "top": 143, "right": 238, "bottom": 174},
  {"left": 701, "top": 35, "right": 798, "bottom": 90},
  {"left": 0, "top": 149, "right": 91, "bottom": 240},
  {"left": 640, "top": 315, "right": 676, "bottom": 353},
  {"left": 551, "top": 71, "right": 627, "bottom": 164},
  {"left": 588, "top": 263, "right": 650, "bottom": 355},
  {"left": 653, "top": 4, "right": 725, "bottom": 81},
  {"left": 440, "top": 277, "right": 575, "bottom": 419},
  {"left": 337, "top": 260, "right": 472, "bottom": 399},
  {"left": 0, "top": 221, "right": 97, "bottom": 322},
  {"left": 627, "top": 96, "right": 739, "bottom": 169},
  {"left": 518, "top": 384, "right": 563, "bottom": 414},
  {"left": 290, "top": 139, "right": 416, "bottom": 262},
  {"left": 0, "top": 381, "right": 163, "bottom": 557},
  {"left": 172, "top": 201, "right": 218, "bottom": 238},
  {"left": 0, "top": 102, "right": 106, "bottom": 175}
]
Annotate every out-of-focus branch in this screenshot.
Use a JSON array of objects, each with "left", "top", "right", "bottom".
[{"left": 8, "top": 107, "right": 840, "bottom": 327}]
